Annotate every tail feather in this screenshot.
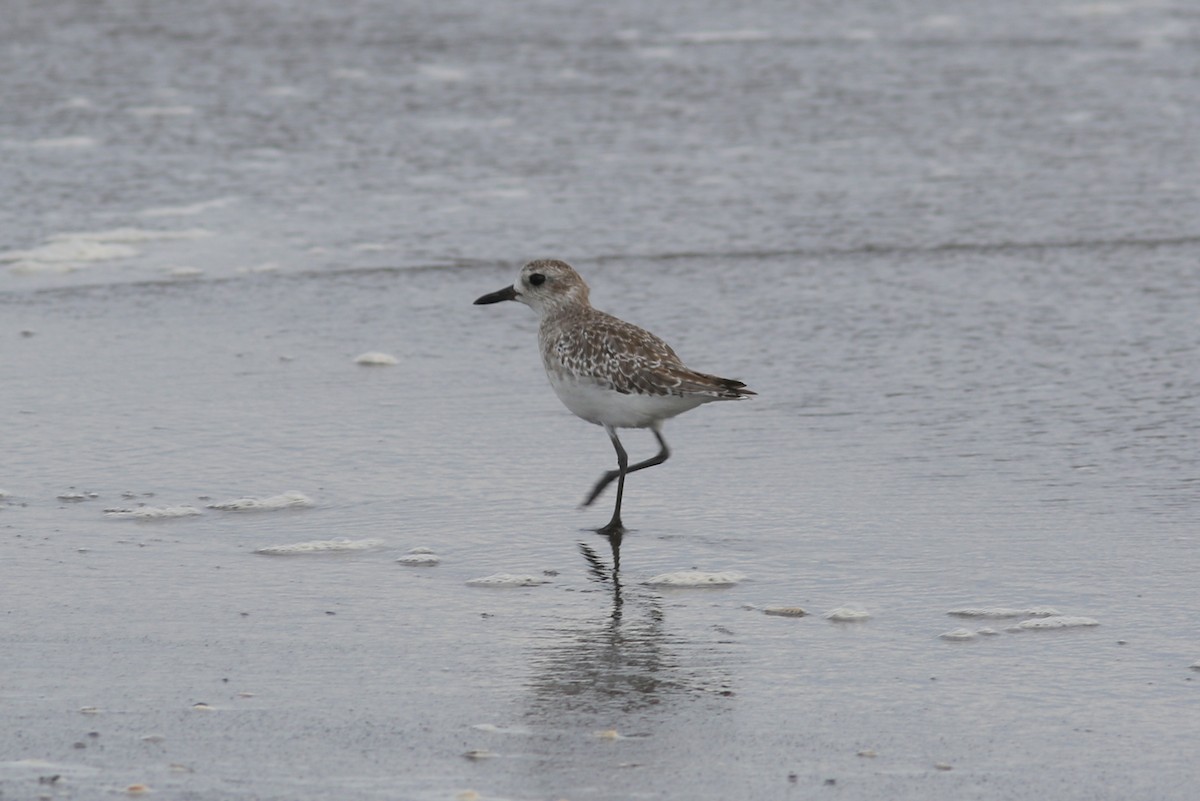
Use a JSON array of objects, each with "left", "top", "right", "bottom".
[{"left": 680, "top": 371, "right": 756, "bottom": 399}]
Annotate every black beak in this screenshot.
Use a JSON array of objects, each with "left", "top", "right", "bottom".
[{"left": 474, "top": 285, "right": 519, "bottom": 305}]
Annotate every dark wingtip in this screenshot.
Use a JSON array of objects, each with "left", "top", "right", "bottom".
[{"left": 722, "top": 378, "right": 756, "bottom": 398}]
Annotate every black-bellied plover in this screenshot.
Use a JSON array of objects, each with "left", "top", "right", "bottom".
[{"left": 474, "top": 259, "right": 754, "bottom": 536}]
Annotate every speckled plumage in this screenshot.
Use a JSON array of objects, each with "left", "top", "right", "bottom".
[
  {"left": 474, "top": 258, "right": 754, "bottom": 535},
  {"left": 516, "top": 259, "right": 753, "bottom": 425}
]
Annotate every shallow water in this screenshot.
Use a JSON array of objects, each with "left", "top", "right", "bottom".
[{"left": 3, "top": 1, "right": 1200, "bottom": 800}]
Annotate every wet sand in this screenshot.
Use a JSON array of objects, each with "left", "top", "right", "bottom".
[{"left": 4, "top": 254, "right": 1199, "bottom": 799}]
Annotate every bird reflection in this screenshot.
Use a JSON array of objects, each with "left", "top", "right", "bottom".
[
  {"left": 526, "top": 560, "right": 674, "bottom": 715},
  {"left": 579, "top": 530, "right": 624, "bottom": 618}
]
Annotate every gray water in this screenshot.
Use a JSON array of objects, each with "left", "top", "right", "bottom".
[{"left": 3, "top": 1, "right": 1199, "bottom": 799}]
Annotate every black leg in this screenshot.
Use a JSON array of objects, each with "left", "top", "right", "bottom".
[
  {"left": 595, "top": 426, "right": 628, "bottom": 537},
  {"left": 582, "top": 425, "right": 670, "bottom": 507}
]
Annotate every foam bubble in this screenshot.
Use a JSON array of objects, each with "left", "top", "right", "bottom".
[
  {"left": 824, "top": 607, "right": 870, "bottom": 622},
  {"left": 104, "top": 505, "right": 202, "bottom": 519},
  {"left": 643, "top": 570, "right": 746, "bottom": 587},
  {"left": 948, "top": 607, "right": 1062, "bottom": 619},
  {"left": 465, "top": 573, "right": 551, "bottom": 587},
  {"left": 254, "top": 537, "right": 385, "bottom": 555},
  {"left": 1012, "top": 616, "right": 1099, "bottom": 630},
  {"left": 397, "top": 553, "right": 441, "bottom": 566},
  {"left": 939, "top": 628, "right": 977, "bottom": 641},
  {"left": 354, "top": 352, "right": 398, "bottom": 366},
  {"left": 208, "top": 491, "right": 314, "bottom": 511}
]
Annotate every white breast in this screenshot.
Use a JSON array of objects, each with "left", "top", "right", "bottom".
[{"left": 545, "top": 370, "right": 708, "bottom": 429}]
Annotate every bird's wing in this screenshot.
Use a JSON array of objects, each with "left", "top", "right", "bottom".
[{"left": 548, "top": 311, "right": 750, "bottom": 399}]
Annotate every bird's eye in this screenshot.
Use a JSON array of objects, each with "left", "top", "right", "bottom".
[{"left": 529, "top": 273, "right": 546, "bottom": 286}]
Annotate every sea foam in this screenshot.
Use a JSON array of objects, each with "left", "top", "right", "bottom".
[
  {"left": 208, "top": 491, "right": 314, "bottom": 511},
  {"left": 254, "top": 538, "right": 385, "bottom": 555}
]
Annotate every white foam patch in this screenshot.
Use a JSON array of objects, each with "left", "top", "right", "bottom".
[
  {"left": 397, "top": 553, "right": 441, "bottom": 566},
  {"left": 465, "top": 573, "right": 551, "bottom": 587},
  {"left": 2, "top": 228, "right": 212, "bottom": 273},
  {"left": 1011, "top": 616, "right": 1099, "bottom": 630},
  {"left": 677, "top": 29, "right": 771, "bottom": 44},
  {"left": 940, "top": 628, "right": 977, "bottom": 641},
  {"left": 824, "top": 607, "right": 870, "bottom": 622},
  {"left": 104, "top": 505, "right": 203, "bottom": 520},
  {"left": 948, "top": 607, "right": 1062, "bottom": 619},
  {"left": 354, "top": 352, "right": 398, "bottom": 366},
  {"left": 3, "top": 240, "right": 138, "bottom": 272},
  {"left": 644, "top": 570, "right": 746, "bottom": 587},
  {"left": 60, "top": 227, "right": 212, "bottom": 244},
  {"left": 166, "top": 266, "right": 204, "bottom": 279},
  {"left": 140, "top": 198, "right": 236, "bottom": 217},
  {"left": 208, "top": 491, "right": 314, "bottom": 511},
  {"left": 254, "top": 537, "right": 385, "bottom": 555}
]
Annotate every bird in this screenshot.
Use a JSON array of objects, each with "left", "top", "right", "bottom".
[{"left": 474, "top": 259, "right": 754, "bottom": 537}]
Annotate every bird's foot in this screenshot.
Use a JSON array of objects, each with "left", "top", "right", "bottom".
[
  {"left": 581, "top": 470, "right": 620, "bottom": 507},
  {"left": 594, "top": 518, "right": 626, "bottom": 539}
]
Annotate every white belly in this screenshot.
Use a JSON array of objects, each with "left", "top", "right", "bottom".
[{"left": 546, "top": 371, "right": 707, "bottom": 429}]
